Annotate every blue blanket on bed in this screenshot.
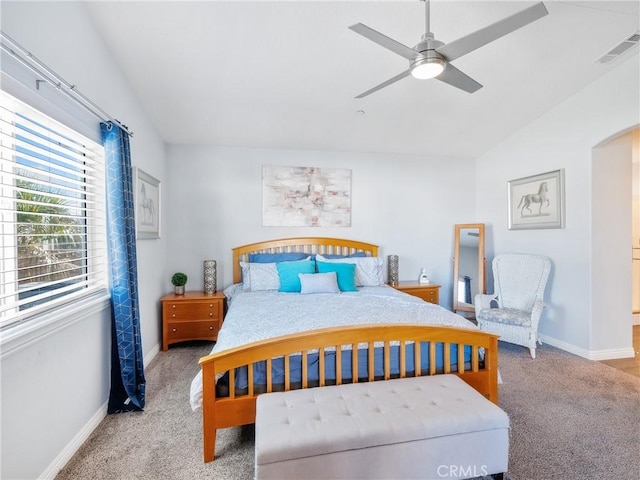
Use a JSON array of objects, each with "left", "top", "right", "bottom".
[{"left": 190, "top": 286, "right": 479, "bottom": 409}]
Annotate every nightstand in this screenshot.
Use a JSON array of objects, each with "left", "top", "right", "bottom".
[
  {"left": 391, "top": 281, "right": 441, "bottom": 305},
  {"left": 161, "top": 291, "right": 225, "bottom": 351}
]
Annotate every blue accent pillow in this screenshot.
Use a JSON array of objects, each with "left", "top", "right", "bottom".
[
  {"left": 316, "top": 261, "right": 357, "bottom": 292},
  {"left": 276, "top": 260, "right": 316, "bottom": 292},
  {"left": 249, "top": 252, "right": 309, "bottom": 263},
  {"left": 320, "top": 252, "right": 367, "bottom": 259}
]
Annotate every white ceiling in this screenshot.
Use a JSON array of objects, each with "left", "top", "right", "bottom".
[{"left": 84, "top": 1, "right": 640, "bottom": 158}]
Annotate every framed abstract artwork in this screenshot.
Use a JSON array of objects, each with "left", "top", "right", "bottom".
[
  {"left": 508, "top": 169, "right": 565, "bottom": 230},
  {"left": 134, "top": 168, "right": 161, "bottom": 239},
  {"left": 262, "top": 165, "right": 352, "bottom": 227}
]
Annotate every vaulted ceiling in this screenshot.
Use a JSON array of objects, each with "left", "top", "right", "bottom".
[{"left": 84, "top": 1, "right": 640, "bottom": 157}]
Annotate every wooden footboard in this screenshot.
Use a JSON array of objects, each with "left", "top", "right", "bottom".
[{"left": 199, "top": 324, "right": 499, "bottom": 462}]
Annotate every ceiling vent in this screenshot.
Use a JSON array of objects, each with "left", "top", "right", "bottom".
[{"left": 598, "top": 32, "right": 640, "bottom": 64}]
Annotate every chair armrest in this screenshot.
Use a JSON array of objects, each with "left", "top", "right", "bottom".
[
  {"left": 474, "top": 293, "right": 497, "bottom": 317},
  {"left": 530, "top": 298, "right": 546, "bottom": 329}
]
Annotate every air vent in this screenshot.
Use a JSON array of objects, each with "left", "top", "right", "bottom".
[{"left": 598, "top": 32, "right": 640, "bottom": 64}]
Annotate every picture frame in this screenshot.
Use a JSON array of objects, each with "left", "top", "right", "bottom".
[
  {"left": 262, "top": 165, "right": 352, "bottom": 227},
  {"left": 134, "top": 167, "right": 161, "bottom": 239},
  {"left": 508, "top": 169, "right": 565, "bottom": 230}
]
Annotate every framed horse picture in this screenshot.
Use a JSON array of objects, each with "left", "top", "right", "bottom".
[
  {"left": 134, "top": 168, "right": 161, "bottom": 239},
  {"left": 508, "top": 169, "right": 565, "bottom": 230}
]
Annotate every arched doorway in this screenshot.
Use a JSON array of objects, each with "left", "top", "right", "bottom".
[{"left": 594, "top": 125, "right": 639, "bottom": 373}]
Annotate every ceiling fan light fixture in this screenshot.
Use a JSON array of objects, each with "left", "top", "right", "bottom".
[{"left": 411, "top": 57, "right": 445, "bottom": 79}]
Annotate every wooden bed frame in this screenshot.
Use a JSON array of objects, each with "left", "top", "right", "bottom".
[{"left": 199, "top": 237, "right": 499, "bottom": 462}]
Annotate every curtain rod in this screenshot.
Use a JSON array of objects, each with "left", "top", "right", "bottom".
[{"left": 0, "top": 30, "right": 133, "bottom": 136}]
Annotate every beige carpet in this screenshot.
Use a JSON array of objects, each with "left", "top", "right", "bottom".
[{"left": 56, "top": 341, "right": 640, "bottom": 480}]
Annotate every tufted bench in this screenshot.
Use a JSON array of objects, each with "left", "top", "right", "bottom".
[{"left": 254, "top": 374, "right": 509, "bottom": 480}]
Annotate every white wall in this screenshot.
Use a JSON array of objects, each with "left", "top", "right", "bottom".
[
  {"left": 0, "top": 2, "right": 166, "bottom": 479},
  {"left": 592, "top": 132, "right": 633, "bottom": 352},
  {"left": 165, "top": 145, "right": 477, "bottom": 308},
  {"left": 475, "top": 56, "right": 639, "bottom": 359}
]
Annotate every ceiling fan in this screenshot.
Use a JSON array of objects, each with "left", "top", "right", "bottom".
[{"left": 349, "top": 0, "right": 549, "bottom": 98}]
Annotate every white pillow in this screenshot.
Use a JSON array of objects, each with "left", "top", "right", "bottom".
[
  {"left": 240, "top": 262, "right": 279, "bottom": 291},
  {"left": 240, "top": 257, "right": 313, "bottom": 291},
  {"left": 316, "top": 254, "right": 384, "bottom": 287},
  {"left": 299, "top": 272, "right": 340, "bottom": 294}
]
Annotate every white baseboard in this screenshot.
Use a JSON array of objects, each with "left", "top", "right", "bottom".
[
  {"left": 586, "top": 346, "right": 636, "bottom": 361},
  {"left": 539, "top": 334, "right": 591, "bottom": 358},
  {"left": 144, "top": 342, "right": 160, "bottom": 368},
  {"left": 539, "top": 334, "right": 635, "bottom": 361},
  {"left": 39, "top": 401, "right": 108, "bottom": 480}
]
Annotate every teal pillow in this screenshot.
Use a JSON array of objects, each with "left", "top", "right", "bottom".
[
  {"left": 316, "top": 261, "right": 357, "bottom": 292},
  {"left": 276, "top": 260, "right": 316, "bottom": 292}
]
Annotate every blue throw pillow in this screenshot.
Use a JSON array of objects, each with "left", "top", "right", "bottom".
[
  {"left": 276, "top": 260, "right": 316, "bottom": 292},
  {"left": 320, "top": 252, "right": 367, "bottom": 259},
  {"left": 249, "top": 252, "right": 309, "bottom": 263},
  {"left": 316, "top": 261, "right": 357, "bottom": 292}
]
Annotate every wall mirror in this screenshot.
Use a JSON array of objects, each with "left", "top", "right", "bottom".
[{"left": 453, "top": 223, "right": 486, "bottom": 314}]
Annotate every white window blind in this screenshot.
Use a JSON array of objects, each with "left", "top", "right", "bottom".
[{"left": 0, "top": 90, "right": 108, "bottom": 329}]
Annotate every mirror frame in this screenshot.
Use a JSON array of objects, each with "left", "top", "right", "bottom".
[{"left": 453, "top": 223, "right": 486, "bottom": 313}]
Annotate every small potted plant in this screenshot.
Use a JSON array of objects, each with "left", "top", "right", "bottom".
[{"left": 171, "top": 272, "right": 188, "bottom": 295}]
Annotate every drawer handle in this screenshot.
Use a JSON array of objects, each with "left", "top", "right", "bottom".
[
  {"left": 209, "top": 313, "right": 213, "bottom": 317},
  {"left": 172, "top": 314, "right": 176, "bottom": 318},
  {"left": 209, "top": 304, "right": 213, "bottom": 308},
  {"left": 172, "top": 328, "right": 177, "bottom": 332},
  {"left": 209, "top": 326, "right": 214, "bottom": 330},
  {"left": 172, "top": 305, "right": 176, "bottom": 309}
]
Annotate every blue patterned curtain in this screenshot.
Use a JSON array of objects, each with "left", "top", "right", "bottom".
[{"left": 101, "top": 122, "right": 146, "bottom": 413}]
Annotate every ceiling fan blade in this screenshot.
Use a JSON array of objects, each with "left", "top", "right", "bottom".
[
  {"left": 355, "top": 69, "right": 412, "bottom": 98},
  {"left": 435, "top": 64, "right": 483, "bottom": 93},
  {"left": 436, "top": 2, "right": 548, "bottom": 61},
  {"left": 349, "top": 23, "right": 416, "bottom": 60}
]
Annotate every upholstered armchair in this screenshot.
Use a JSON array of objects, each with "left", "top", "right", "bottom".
[{"left": 475, "top": 254, "right": 551, "bottom": 359}]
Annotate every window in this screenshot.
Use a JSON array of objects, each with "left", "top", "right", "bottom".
[{"left": 0, "top": 91, "right": 108, "bottom": 329}]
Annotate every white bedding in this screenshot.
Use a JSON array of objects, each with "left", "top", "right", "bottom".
[{"left": 189, "top": 285, "right": 478, "bottom": 411}]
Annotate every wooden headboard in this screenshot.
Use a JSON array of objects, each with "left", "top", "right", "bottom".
[{"left": 232, "top": 237, "right": 379, "bottom": 284}]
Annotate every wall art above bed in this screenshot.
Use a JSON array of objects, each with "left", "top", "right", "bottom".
[{"left": 262, "top": 165, "right": 351, "bottom": 227}]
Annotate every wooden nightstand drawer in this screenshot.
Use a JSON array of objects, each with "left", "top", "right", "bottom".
[
  {"left": 164, "top": 301, "right": 220, "bottom": 321},
  {"left": 391, "top": 281, "right": 441, "bottom": 305},
  {"left": 161, "top": 291, "right": 226, "bottom": 351},
  {"left": 166, "top": 320, "right": 219, "bottom": 342},
  {"left": 415, "top": 289, "right": 438, "bottom": 303}
]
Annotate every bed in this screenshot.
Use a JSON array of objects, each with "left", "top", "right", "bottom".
[{"left": 190, "top": 237, "right": 499, "bottom": 463}]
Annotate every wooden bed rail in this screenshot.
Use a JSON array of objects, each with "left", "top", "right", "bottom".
[{"left": 199, "top": 324, "right": 499, "bottom": 462}]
